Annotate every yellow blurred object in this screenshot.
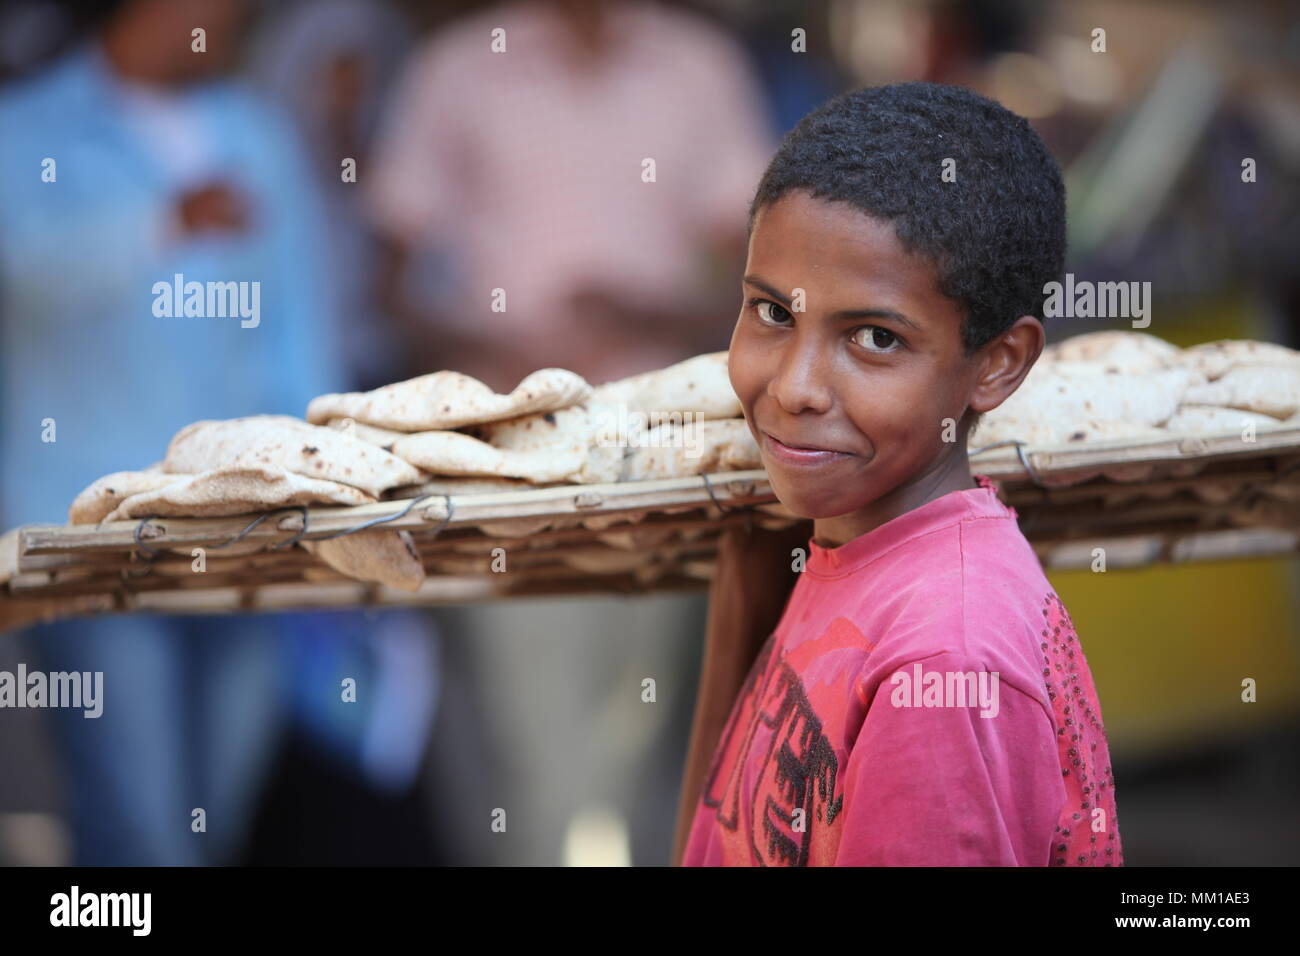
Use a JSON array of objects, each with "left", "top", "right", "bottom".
[{"left": 1049, "top": 296, "right": 1300, "bottom": 759}]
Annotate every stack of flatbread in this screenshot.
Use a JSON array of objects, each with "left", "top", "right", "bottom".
[
  {"left": 971, "top": 331, "right": 1300, "bottom": 450},
  {"left": 63, "top": 334, "right": 1299, "bottom": 590},
  {"left": 65, "top": 353, "right": 762, "bottom": 589}
]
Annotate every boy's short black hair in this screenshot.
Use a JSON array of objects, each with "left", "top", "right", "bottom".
[{"left": 749, "top": 82, "right": 1066, "bottom": 357}]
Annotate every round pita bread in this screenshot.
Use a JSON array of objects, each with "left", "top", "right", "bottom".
[
  {"left": 1182, "top": 366, "right": 1300, "bottom": 420},
  {"left": 306, "top": 367, "right": 591, "bottom": 431},
  {"left": 621, "top": 419, "right": 761, "bottom": 481},
  {"left": 163, "top": 415, "right": 421, "bottom": 497},
  {"left": 301, "top": 530, "right": 425, "bottom": 591},
  {"left": 591, "top": 352, "right": 741, "bottom": 421},
  {"left": 1042, "top": 331, "right": 1180, "bottom": 372},
  {"left": 102, "top": 465, "right": 374, "bottom": 522},
  {"left": 68, "top": 470, "right": 196, "bottom": 525},
  {"left": 1163, "top": 405, "right": 1288, "bottom": 435},
  {"left": 980, "top": 363, "right": 1198, "bottom": 441},
  {"left": 1181, "top": 339, "right": 1300, "bottom": 381}
]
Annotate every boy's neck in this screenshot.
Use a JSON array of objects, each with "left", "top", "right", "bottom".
[{"left": 811, "top": 452, "right": 977, "bottom": 549}]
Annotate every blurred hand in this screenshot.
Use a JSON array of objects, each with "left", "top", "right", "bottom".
[{"left": 174, "top": 182, "right": 250, "bottom": 235}]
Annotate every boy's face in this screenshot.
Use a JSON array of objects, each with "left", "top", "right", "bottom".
[{"left": 729, "top": 191, "right": 1016, "bottom": 543}]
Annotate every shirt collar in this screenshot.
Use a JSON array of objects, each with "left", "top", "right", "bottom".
[{"left": 804, "top": 473, "right": 1014, "bottom": 578}]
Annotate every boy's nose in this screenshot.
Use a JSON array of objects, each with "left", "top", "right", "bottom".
[{"left": 767, "top": 342, "right": 834, "bottom": 416}]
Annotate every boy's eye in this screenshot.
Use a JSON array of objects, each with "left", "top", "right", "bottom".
[
  {"left": 851, "top": 325, "right": 902, "bottom": 353},
  {"left": 752, "top": 299, "right": 792, "bottom": 325}
]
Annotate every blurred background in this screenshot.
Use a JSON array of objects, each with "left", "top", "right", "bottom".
[{"left": 0, "top": 0, "right": 1297, "bottom": 866}]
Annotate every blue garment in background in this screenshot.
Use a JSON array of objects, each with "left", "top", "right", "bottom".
[{"left": 0, "top": 45, "right": 435, "bottom": 864}]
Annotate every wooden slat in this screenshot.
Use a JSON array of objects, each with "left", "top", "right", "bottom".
[
  {"left": 16, "top": 470, "right": 775, "bottom": 559},
  {"left": 4, "top": 426, "right": 1300, "bottom": 629}
]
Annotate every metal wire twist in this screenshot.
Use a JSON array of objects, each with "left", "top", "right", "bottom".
[
  {"left": 124, "top": 493, "right": 456, "bottom": 583},
  {"left": 300, "top": 493, "right": 444, "bottom": 542},
  {"left": 968, "top": 439, "right": 1047, "bottom": 488},
  {"left": 699, "top": 473, "right": 734, "bottom": 515}
]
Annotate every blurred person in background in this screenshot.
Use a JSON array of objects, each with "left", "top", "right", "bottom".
[
  {"left": 362, "top": 0, "right": 776, "bottom": 864},
  {"left": 0, "top": 0, "right": 78, "bottom": 82},
  {"left": 367, "top": 0, "right": 776, "bottom": 389},
  {"left": 247, "top": 0, "right": 415, "bottom": 391},
  {"left": 0, "top": 0, "right": 430, "bottom": 864},
  {"left": 242, "top": 0, "right": 446, "bottom": 862}
]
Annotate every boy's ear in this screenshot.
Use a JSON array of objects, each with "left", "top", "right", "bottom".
[{"left": 968, "top": 316, "right": 1045, "bottom": 415}]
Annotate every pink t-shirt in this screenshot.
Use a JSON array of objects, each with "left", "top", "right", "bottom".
[{"left": 682, "top": 474, "right": 1124, "bottom": 866}]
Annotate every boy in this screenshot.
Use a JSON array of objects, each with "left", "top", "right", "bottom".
[{"left": 677, "top": 82, "right": 1123, "bottom": 866}]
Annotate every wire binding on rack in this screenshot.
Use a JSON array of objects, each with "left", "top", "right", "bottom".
[
  {"left": 132, "top": 514, "right": 165, "bottom": 557},
  {"left": 301, "top": 493, "right": 439, "bottom": 542},
  {"left": 124, "top": 493, "right": 455, "bottom": 576},
  {"left": 968, "top": 439, "right": 1047, "bottom": 487},
  {"left": 123, "top": 514, "right": 164, "bottom": 582},
  {"left": 699, "top": 473, "right": 733, "bottom": 515},
  {"left": 268, "top": 506, "right": 310, "bottom": 551},
  {"left": 210, "top": 510, "right": 280, "bottom": 550}
]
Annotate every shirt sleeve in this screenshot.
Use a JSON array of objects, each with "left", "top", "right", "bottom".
[{"left": 832, "top": 651, "right": 1066, "bottom": 866}]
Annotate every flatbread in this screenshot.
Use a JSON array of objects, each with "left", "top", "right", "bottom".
[
  {"left": 300, "top": 530, "right": 425, "bottom": 591},
  {"left": 621, "top": 419, "right": 761, "bottom": 481},
  {"left": 389, "top": 402, "right": 627, "bottom": 484},
  {"left": 980, "top": 363, "right": 1198, "bottom": 438},
  {"left": 463, "top": 401, "right": 627, "bottom": 484},
  {"left": 1182, "top": 366, "right": 1300, "bottom": 420},
  {"left": 306, "top": 367, "right": 591, "bottom": 431},
  {"left": 389, "top": 430, "right": 583, "bottom": 483},
  {"left": 1042, "top": 331, "right": 1181, "bottom": 372},
  {"left": 69, "top": 470, "right": 195, "bottom": 525},
  {"left": 324, "top": 417, "right": 407, "bottom": 450},
  {"left": 590, "top": 351, "right": 741, "bottom": 422},
  {"left": 1163, "top": 405, "right": 1288, "bottom": 435},
  {"left": 102, "top": 465, "right": 374, "bottom": 521},
  {"left": 970, "top": 417, "right": 1166, "bottom": 449},
  {"left": 163, "top": 415, "right": 421, "bottom": 497},
  {"left": 1181, "top": 339, "right": 1300, "bottom": 381}
]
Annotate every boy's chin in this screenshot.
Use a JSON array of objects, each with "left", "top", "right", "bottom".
[{"left": 768, "top": 484, "right": 861, "bottom": 521}]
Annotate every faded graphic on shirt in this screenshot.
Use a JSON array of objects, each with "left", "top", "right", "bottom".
[{"left": 699, "top": 618, "right": 874, "bottom": 866}]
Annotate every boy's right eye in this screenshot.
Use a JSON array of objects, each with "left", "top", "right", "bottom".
[{"left": 750, "top": 298, "right": 792, "bottom": 325}]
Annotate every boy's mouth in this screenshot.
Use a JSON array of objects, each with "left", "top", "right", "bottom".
[{"left": 760, "top": 430, "right": 853, "bottom": 467}]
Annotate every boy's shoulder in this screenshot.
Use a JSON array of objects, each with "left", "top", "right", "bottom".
[{"left": 793, "top": 480, "right": 1060, "bottom": 698}]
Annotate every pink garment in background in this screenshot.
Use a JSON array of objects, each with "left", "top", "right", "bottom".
[
  {"left": 365, "top": 0, "right": 775, "bottom": 382},
  {"left": 682, "top": 474, "right": 1124, "bottom": 866}
]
